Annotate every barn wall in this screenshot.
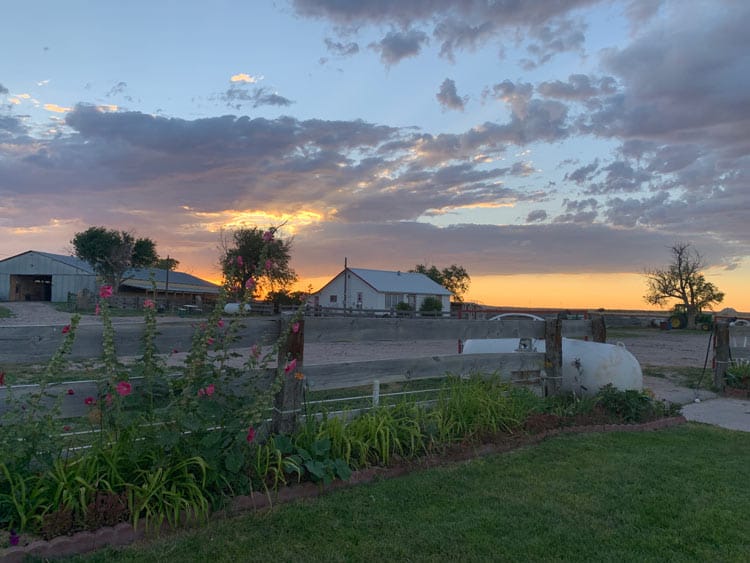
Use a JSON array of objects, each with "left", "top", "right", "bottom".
[{"left": 0, "top": 253, "right": 96, "bottom": 302}]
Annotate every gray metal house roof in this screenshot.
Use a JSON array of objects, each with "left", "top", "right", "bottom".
[
  {"left": 349, "top": 268, "right": 451, "bottom": 295},
  {"left": 1, "top": 251, "right": 96, "bottom": 273}
]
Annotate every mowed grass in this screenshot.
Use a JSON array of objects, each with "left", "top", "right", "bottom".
[{"left": 73, "top": 424, "right": 750, "bottom": 562}]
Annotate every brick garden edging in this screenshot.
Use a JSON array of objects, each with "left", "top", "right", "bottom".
[{"left": 0, "top": 416, "right": 687, "bottom": 562}]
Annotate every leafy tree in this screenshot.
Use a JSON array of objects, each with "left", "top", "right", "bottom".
[
  {"left": 154, "top": 256, "right": 179, "bottom": 271},
  {"left": 220, "top": 226, "right": 297, "bottom": 298},
  {"left": 411, "top": 264, "right": 471, "bottom": 302},
  {"left": 644, "top": 242, "right": 724, "bottom": 328},
  {"left": 419, "top": 296, "right": 444, "bottom": 315},
  {"left": 72, "top": 227, "right": 158, "bottom": 291}
]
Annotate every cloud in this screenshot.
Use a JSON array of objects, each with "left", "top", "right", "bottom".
[
  {"left": 521, "top": 17, "right": 587, "bottom": 70},
  {"left": 526, "top": 209, "right": 547, "bottom": 223},
  {"left": 324, "top": 38, "right": 359, "bottom": 57},
  {"left": 230, "top": 73, "right": 261, "bottom": 83},
  {"left": 436, "top": 78, "right": 467, "bottom": 111},
  {"left": 370, "top": 28, "right": 429, "bottom": 66},
  {"left": 43, "top": 103, "right": 71, "bottom": 114},
  {"left": 0, "top": 83, "right": 8, "bottom": 95},
  {"left": 538, "top": 74, "right": 617, "bottom": 101},
  {"left": 221, "top": 84, "right": 294, "bottom": 109}
]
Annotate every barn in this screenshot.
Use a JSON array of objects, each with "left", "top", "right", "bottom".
[
  {"left": 312, "top": 267, "right": 452, "bottom": 315},
  {"left": 0, "top": 251, "right": 219, "bottom": 304}
]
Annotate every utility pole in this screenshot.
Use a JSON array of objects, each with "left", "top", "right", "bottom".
[{"left": 343, "top": 257, "right": 348, "bottom": 309}]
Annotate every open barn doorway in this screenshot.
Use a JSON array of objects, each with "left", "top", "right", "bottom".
[{"left": 9, "top": 274, "right": 52, "bottom": 301}]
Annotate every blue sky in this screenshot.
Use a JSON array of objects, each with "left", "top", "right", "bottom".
[{"left": 1, "top": 0, "right": 748, "bottom": 310}]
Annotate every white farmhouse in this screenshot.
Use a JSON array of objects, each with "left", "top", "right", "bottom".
[{"left": 312, "top": 267, "right": 452, "bottom": 315}]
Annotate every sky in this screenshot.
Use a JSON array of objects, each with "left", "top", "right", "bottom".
[{"left": 1, "top": 0, "right": 748, "bottom": 312}]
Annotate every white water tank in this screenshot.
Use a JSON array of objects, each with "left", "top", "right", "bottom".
[
  {"left": 223, "top": 302, "right": 250, "bottom": 315},
  {"left": 461, "top": 337, "right": 642, "bottom": 395}
]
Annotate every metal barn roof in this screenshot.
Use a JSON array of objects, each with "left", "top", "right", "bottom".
[{"left": 348, "top": 268, "right": 451, "bottom": 295}]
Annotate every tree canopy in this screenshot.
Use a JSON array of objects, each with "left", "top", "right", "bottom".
[
  {"left": 643, "top": 242, "right": 724, "bottom": 327},
  {"left": 219, "top": 226, "right": 297, "bottom": 299},
  {"left": 411, "top": 263, "right": 470, "bottom": 302},
  {"left": 72, "top": 227, "right": 158, "bottom": 291}
]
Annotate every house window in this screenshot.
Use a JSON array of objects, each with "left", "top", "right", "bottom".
[
  {"left": 329, "top": 295, "right": 338, "bottom": 303},
  {"left": 384, "top": 293, "right": 402, "bottom": 308}
]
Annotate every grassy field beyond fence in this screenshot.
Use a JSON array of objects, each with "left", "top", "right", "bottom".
[{"left": 74, "top": 424, "right": 750, "bottom": 562}]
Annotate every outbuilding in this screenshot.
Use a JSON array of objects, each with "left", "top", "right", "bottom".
[{"left": 312, "top": 267, "right": 452, "bottom": 315}]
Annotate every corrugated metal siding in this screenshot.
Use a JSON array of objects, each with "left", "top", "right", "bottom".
[
  {"left": 0, "top": 274, "right": 9, "bottom": 300},
  {"left": 0, "top": 252, "right": 86, "bottom": 276},
  {"left": 51, "top": 275, "right": 98, "bottom": 302}
]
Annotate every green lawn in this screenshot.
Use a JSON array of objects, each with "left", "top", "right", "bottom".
[
  {"left": 0, "top": 305, "right": 12, "bottom": 319},
  {"left": 73, "top": 424, "right": 750, "bottom": 562}
]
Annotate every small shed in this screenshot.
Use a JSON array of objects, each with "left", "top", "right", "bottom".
[{"left": 313, "top": 267, "right": 452, "bottom": 314}]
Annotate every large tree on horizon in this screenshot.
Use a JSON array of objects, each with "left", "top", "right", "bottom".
[
  {"left": 219, "top": 226, "right": 297, "bottom": 299},
  {"left": 72, "top": 226, "right": 159, "bottom": 292},
  {"left": 411, "top": 263, "right": 471, "bottom": 302},
  {"left": 643, "top": 242, "right": 724, "bottom": 328}
]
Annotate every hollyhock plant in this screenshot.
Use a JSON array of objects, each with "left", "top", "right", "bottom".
[
  {"left": 62, "top": 325, "right": 71, "bottom": 334},
  {"left": 284, "top": 358, "right": 297, "bottom": 373},
  {"left": 99, "top": 285, "right": 113, "bottom": 299},
  {"left": 144, "top": 299, "right": 155, "bottom": 309},
  {"left": 67, "top": 388, "right": 75, "bottom": 395},
  {"left": 236, "top": 255, "right": 244, "bottom": 267},
  {"left": 262, "top": 230, "right": 274, "bottom": 242},
  {"left": 245, "top": 277, "right": 255, "bottom": 290},
  {"left": 116, "top": 381, "right": 132, "bottom": 397},
  {"left": 246, "top": 426, "right": 256, "bottom": 443},
  {"left": 95, "top": 304, "right": 101, "bottom": 315},
  {"left": 292, "top": 322, "right": 300, "bottom": 334},
  {"left": 264, "top": 259, "right": 273, "bottom": 270},
  {"left": 205, "top": 383, "right": 215, "bottom": 396},
  {"left": 217, "top": 319, "right": 225, "bottom": 328},
  {"left": 84, "top": 397, "right": 96, "bottom": 406},
  {"left": 0, "top": 371, "right": 5, "bottom": 386}
]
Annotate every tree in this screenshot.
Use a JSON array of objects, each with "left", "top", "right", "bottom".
[
  {"left": 220, "top": 226, "right": 297, "bottom": 298},
  {"left": 154, "top": 256, "right": 179, "bottom": 271},
  {"left": 419, "top": 296, "right": 444, "bottom": 315},
  {"left": 411, "top": 263, "right": 471, "bottom": 302},
  {"left": 644, "top": 242, "right": 724, "bottom": 328},
  {"left": 72, "top": 227, "right": 158, "bottom": 291}
]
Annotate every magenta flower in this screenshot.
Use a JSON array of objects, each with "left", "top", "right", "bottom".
[
  {"left": 67, "top": 388, "right": 75, "bottom": 395},
  {"left": 63, "top": 425, "right": 71, "bottom": 432},
  {"left": 217, "top": 319, "right": 225, "bottom": 328},
  {"left": 95, "top": 304, "right": 101, "bottom": 315},
  {"left": 292, "top": 322, "right": 300, "bottom": 334},
  {"left": 9, "top": 529, "right": 19, "bottom": 546},
  {"left": 115, "top": 381, "right": 132, "bottom": 397},
  {"left": 245, "top": 277, "right": 255, "bottom": 290},
  {"left": 84, "top": 396, "right": 96, "bottom": 406},
  {"left": 246, "top": 427, "right": 256, "bottom": 443},
  {"left": 99, "top": 285, "right": 113, "bottom": 299},
  {"left": 205, "top": 383, "right": 215, "bottom": 396},
  {"left": 207, "top": 337, "right": 215, "bottom": 346},
  {"left": 105, "top": 393, "right": 113, "bottom": 406},
  {"left": 236, "top": 255, "right": 244, "bottom": 267},
  {"left": 0, "top": 371, "right": 5, "bottom": 386},
  {"left": 144, "top": 298, "right": 155, "bottom": 309},
  {"left": 62, "top": 324, "right": 71, "bottom": 334},
  {"left": 197, "top": 388, "right": 205, "bottom": 397},
  {"left": 284, "top": 358, "right": 297, "bottom": 374},
  {"left": 262, "top": 230, "right": 274, "bottom": 242},
  {"left": 251, "top": 344, "right": 261, "bottom": 359},
  {"left": 264, "top": 259, "right": 273, "bottom": 270}
]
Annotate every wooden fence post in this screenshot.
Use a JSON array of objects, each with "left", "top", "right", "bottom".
[
  {"left": 544, "top": 315, "right": 563, "bottom": 396},
  {"left": 591, "top": 314, "right": 607, "bottom": 343},
  {"left": 714, "top": 322, "right": 729, "bottom": 390},
  {"left": 272, "top": 315, "right": 305, "bottom": 435}
]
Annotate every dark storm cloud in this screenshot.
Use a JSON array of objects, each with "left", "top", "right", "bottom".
[
  {"left": 436, "top": 78, "right": 467, "bottom": 111},
  {"left": 370, "top": 28, "right": 429, "bottom": 66},
  {"left": 525, "top": 209, "right": 547, "bottom": 223},
  {"left": 564, "top": 159, "right": 599, "bottom": 184},
  {"left": 0, "top": 83, "right": 8, "bottom": 95},
  {"left": 0, "top": 115, "right": 26, "bottom": 135},
  {"left": 292, "top": 0, "right": 600, "bottom": 66},
  {"left": 324, "top": 37, "right": 360, "bottom": 56},
  {"left": 293, "top": 220, "right": 732, "bottom": 278},
  {"left": 222, "top": 84, "right": 294, "bottom": 109}
]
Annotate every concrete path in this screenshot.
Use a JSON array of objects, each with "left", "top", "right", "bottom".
[{"left": 643, "top": 375, "right": 750, "bottom": 432}]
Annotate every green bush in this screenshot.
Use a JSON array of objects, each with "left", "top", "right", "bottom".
[{"left": 419, "top": 296, "right": 443, "bottom": 315}]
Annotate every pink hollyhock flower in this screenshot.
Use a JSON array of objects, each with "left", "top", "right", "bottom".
[
  {"left": 171, "top": 348, "right": 179, "bottom": 355},
  {"left": 115, "top": 381, "right": 132, "bottom": 397},
  {"left": 0, "top": 371, "right": 5, "bottom": 386},
  {"left": 63, "top": 425, "right": 71, "bottom": 432},
  {"left": 246, "top": 427, "right": 256, "bottom": 443},
  {"left": 62, "top": 325, "right": 71, "bottom": 334},
  {"left": 67, "top": 388, "right": 75, "bottom": 395},
  {"left": 105, "top": 393, "right": 113, "bottom": 406},
  {"left": 292, "top": 322, "right": 300, "bottom": 334},
  {"left": 264, "top": 259, "right": 273, "bottom": 270},
  {"left": 205, "top": 383, "right": 215, "bottom": 396},
  {"left": 84, "top": 397, "right": 96, "bottom": 406},
  {"left": 207, "top": 337, "right": 215, "bottom": 346},
  {"left": 251, "top": 344, "right": 261, "bottom": 358},
  {"left": 217, "top": 319, "right": 225, "bottom": 328},
  {"left": 144, "top": 299, "right": 155, "bottom": 309},
  {"left": 95, "top": 304, "right": 101, "bottom": 315},
  {"left": 245, "top": 277, "right": 255, "bottom": 290},
  {"left": 236, "top": 255, "right": 244, "bottom": 267},
  {"left": 262, "top": 230, "right": 274, "bottom": 242},
  {"left": 99, "top": 285, "right": 113, "bottom": 299},
  {"left": 284, "top": 358, "right": 297, "bottom": 373},
  {"left": 197, "top": 388, "right": 205, "bottom": 397}
]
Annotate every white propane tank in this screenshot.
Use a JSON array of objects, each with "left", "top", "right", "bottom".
[
  {"left": 461, "top": 337, "right": 642, "bottom": 395},
  {"left": 223, "top": 302, "right": 250, "bottom": 315}
]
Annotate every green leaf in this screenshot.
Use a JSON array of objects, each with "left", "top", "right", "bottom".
[
  {"left": 225, "top": 448, "right": 244, "bottom": 474},
  {"left": 334, "top": 459, "right": 352, "bottom": 481}
]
